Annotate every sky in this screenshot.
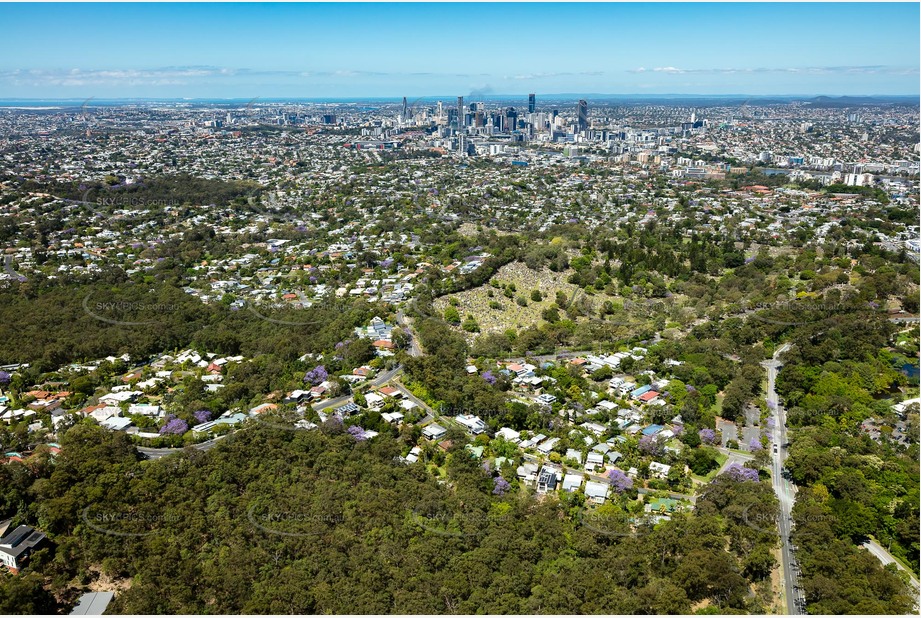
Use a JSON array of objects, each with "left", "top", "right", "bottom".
[{"left": 0, "top": 2, "right": 918, "bottom": 99}]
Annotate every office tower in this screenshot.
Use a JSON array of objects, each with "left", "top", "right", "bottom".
[
  {"left": 506, "top": 107, "right": 518, "bottom": 132},
  {"left": 402, "top": 97, "right": 408, "bottom": 122},
  {"left": 457, "top": 96, "right": 465, "bottom": 153},
  {"left": 528, "top": 93, "right": 536, "bottom": 114},
  {"left": 577, "top": 99, "right": 589, "bottom": 132}
]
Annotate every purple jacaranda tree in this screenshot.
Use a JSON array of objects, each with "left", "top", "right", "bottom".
[
  {"left": 608, "top": 468, "right": 633, "bottom": 493},
  {"left": 699, "top": 428, "right": 720, "bottom": 445},
  {"left": 493, "top": 477, "right": 511, "bottom": 496},
  {"left": 347, "top": 425, "right": 367, "bottom": 441},
  {"left": 723, "top": 463, "right": 760, "bottom": 482},
  {"left": 304, "top": 365, "right": 328, "bottom": 385},
  {"left": 482, "top": 460, "right": 492, "bottom": 473},
  {"left": 482, "top": 370, "right": 497, "bottom": 385},
  {"left": 193, "top": 410, "right": 212, "bottom": 424},
  {"left": 638, "top": 434, "right": 664, "bottom": 456},
  {"left": 749, "top": 437, "right": 763, "bottom": 451},
  {"left": 0, "top": 371, "right": 10, "bottom": 385},
  {"left": 159, "top": 416, "right": 188, "bottom": 435}
]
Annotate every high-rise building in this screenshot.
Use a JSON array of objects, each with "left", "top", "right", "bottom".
[
  {"left": 457, "top": 96, "right": 465, "bottom": 153},
  {"left": 577, "top": 100, "right": 589, "bottom": 133},
  {"left": 506, "top": 107, "right": 518, "bottom": 132},
  {"left": 528, "top": 94, "right": 536, "bottom": 114},
  {"left": 402, "top": 97, "right": 408, "bottom": 122}
]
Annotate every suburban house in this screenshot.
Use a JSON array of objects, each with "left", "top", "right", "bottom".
[
  {"left": 455, "top": 414, "right": 486, "bottom": 435},
  {"left": 381, "top": 411, "right": 404, "bottom": 424},
  {"left": 364, "top": 393, "right": 385, "bottom": 410},
  {"left": 537, "top": 465, "right": 561, "bottom": 493},
  {"left": 496, "top": 427, "right": 521, "bottom": 443},
  {"left": 584, "top": 481, "right": 610, "bottom": 504},
  {"left": 519, "top": 433, "right": 546, "bottom": 449},
  {"left": 335, "top": 402, "right": 360, "bottom": 417},
  {"left": 649, "top": 461, "right": 672, "bottom": 479},
  {"left": 516, "top": 462, "right": 539, "bottom": 485},
  {"left": 562, "top": 473, "right": 583, "bottom": 493},
  {"left": 537, "top": 437, "right": 560, "bottom": 454},
  {"left": 630, "top": 385, "right": 653, "bottom": 400},
  {"left": 422, "top": 423, "right": 447, "bottom": 441},
  {"left": 565, "top": 448, "right": 584, "bottom": 465},
  {"left": 0, "top": 523, "right": 46, "bottom": 574},
  {"left": 404, "top": 446, "right": 422, "bottom": 464}
]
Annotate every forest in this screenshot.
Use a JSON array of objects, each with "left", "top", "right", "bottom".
[{"left": 0, "top": 422, "right": 802, "bottom": 615}]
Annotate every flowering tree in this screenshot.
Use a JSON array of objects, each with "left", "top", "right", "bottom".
[
  {"left": 481, "top": 460, "right": 492, "bottom": 473},
  {"left": 482, "top": 370, "right": 497, "bottom": 385},
  {"left": 159, "top": 416, "right": 188, "bottom": 435},
  {"left": 493, "top": 477, "right": 511, "bottom": 496},
  {"left": 347, "top": 425, "right": 367, "bottom": 441},
  {"left": 638, "top": 434, "right": 664, "bottom": 456},
  {"left": 749, "top": 437, "right": 763, "bottom": 451},
  {"left": 607, "top": 468, "right": 633, "bottom": 493},
  {"left": 0, "top": 371, "right": 10, "bottom": 385},
  {"left": 699, "top": 428, "right": 720, "bottom": 445},
  {"left": 304, "top": 365, "right": 328, "bottom": 385},
  {"left": 193, "top": 409, "right": 212, "bottom": 424},
  {"left": 723, "top": 463, "right": 760, "bottom": 482}
]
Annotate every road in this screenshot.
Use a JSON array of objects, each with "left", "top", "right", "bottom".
[
  {"left": 762, "top": 343, "right": 804, "bottom": 615},
  {"left": 3, "top": 255, "right": 26, "bottom": 281},
  {"left": 137, "top": 435, "right": 227, "bottom": 460},
  {"left": 861, "top": 538, "right": 921, "bottom": 595},
  {"left": 396, "top": 310, "right": 422, "bottom": 358}
]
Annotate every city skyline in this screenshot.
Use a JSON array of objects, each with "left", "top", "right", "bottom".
[{"left": 0, "top": 2, "right": 918, "bottom": 99}]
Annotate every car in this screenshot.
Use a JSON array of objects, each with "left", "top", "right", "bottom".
[{"left": 773, "top": 444, "right": 779, "bottom": 453}]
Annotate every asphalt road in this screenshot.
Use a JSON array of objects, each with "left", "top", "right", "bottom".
[
  {"left": 137, "top": 435, "right": 227, "bottom": 459},
  {"left": 762, "top": 343, "right": 804, "bottom": 615},
  {"left": 861, "top": 538, "right": 921, "bottom": 595}
]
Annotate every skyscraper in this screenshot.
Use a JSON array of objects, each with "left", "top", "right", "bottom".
[
  {"left": 402, "top": 97, "right": 408, "bottom": 122},
  {"left": 577, "top": 99, "right": 589, "bottom": 133},
  {"left": 506, "top": 107, "right": 518, "bottom": 132},
  {"left": 528, "top": 94, "right": 536, "bottom": 114},
  {"left": 457, "top": 96, "right": 465, "bottom": 154}
]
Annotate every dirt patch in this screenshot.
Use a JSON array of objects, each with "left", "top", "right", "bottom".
[{"left": 86, "top": 566, "right": 132, "bottom": 593}]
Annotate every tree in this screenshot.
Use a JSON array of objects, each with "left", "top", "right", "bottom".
[
  {"left": 444, "top": 306, "right": 461, "bottom": 324},
  {"left": 607, "top": 468, "right": 633, "bottom": 493}
]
